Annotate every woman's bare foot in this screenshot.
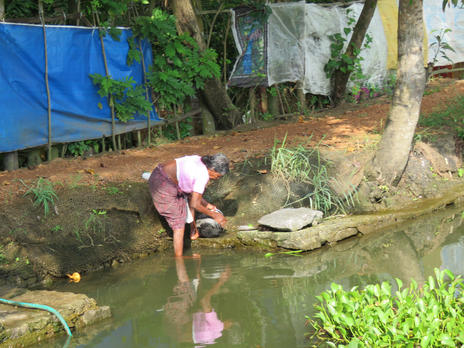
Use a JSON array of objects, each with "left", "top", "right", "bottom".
[{"left": 191, "top": 229, "right": 200, "bottom": 240}]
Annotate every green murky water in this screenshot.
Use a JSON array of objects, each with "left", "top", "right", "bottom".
[{"left": 42, "top": 206, "right": 464, "bottom": 347}]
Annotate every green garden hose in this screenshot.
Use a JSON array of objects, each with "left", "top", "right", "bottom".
[{"left": 0, "top": 298, "right": 73, "bottom": 337}]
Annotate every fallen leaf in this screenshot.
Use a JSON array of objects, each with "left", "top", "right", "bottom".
[
  {"left": 3, "top": 181, "right": 10, "bottom": 186},
  {"left": 213, "top": 145, "right": 221, "bottom": 150},
  {"left": 257, "top": 169, "right": 268, "bottom": 174},
  {"left": 85, "top": 169, "right": 95, "bottom": 175},
  {"left": 67, "top": 272, "right": 81, "bottom": 283}
]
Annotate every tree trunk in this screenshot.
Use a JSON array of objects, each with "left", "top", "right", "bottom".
[
  {"left": 332, "top": 0, "right": 378, "bottom": 105},
  {"left": 171, "top": 0, "right": 241, "bottom": 129},
  {"left": 368, "top": 0, "right": 425, "bottom": 185}
]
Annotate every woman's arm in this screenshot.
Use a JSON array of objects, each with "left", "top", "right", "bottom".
[
  {"left": 190, "top": 192, "right": 226, "bottom": 227},
  {"left": 200, "top": 197, "right": 216, "bottom": 211}
]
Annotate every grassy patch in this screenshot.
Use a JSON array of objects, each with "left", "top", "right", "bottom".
[
  {"left": 270, "top": 134, "right": 355, "bottom": 214},
  {"left": 306, "top": 268, "right": 464, "bottom": 347},
  {"left": 418, "top": 95, "right": 464, "bottom": 140},
  {"left": 21, "top": 178, "right": 58, "bottom": 216}
]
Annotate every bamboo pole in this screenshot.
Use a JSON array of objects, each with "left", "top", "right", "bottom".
[
  {"left": 96, "top": 16, "right": 117, "bottom": 152},
  {"left": 223, "top": 13, "right": 231, "bottom": 85},
  {"left": 174, "top": 107, "right": 181, "bottom": 140},
  {"left": 39, "top": 0, "right": 52, "bottom": 162},
  {"left": 138, "top": 40, "right": 151, "bottom": 147},
  {"left": 76, "top": 0, "right": 80, "bottom": 26},
  {"left": 206, "top": 2, "right": 225, "bottom": 49}
]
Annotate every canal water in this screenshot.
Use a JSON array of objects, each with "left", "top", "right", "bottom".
[{"left": 42, "top": 205, "right": 464, "bottom": 347}]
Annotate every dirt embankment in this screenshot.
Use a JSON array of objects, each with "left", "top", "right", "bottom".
[{"left": 0, "top": 79, "right": 463, "bottom": 288}]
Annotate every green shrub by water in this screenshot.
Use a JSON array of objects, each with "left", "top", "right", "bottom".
[{"left": 306, "top": 268, "right": 464, "bottom": 347}]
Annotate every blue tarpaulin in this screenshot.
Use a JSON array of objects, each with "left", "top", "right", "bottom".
[{"left": 0, "top": 22, "right": 160, "bottom": 153}]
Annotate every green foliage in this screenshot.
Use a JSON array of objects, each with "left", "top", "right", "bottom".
[
  {"left": 270, "top": 134, "right": 355, "bottom": 215},
  {"left": 324, "top": 9, "right": 372, "bottom": 84},
  {"left": 51, "top": 225, "right": 63, "bottom": 233},
  {"left": 22, "top": 178, "right": 58, "bottom": 217},
  {"left": 89, "top": 73, "right": 152, "bottom": 122},
  {"left": 67, "top": 141, "right": 91, "bottom": 157},
  {"left": 442, "top": 0, "right": 464, "bottom": 11},
  {"left": 84, "top": 210, "right": 107, "bottom": 236},
  {"left": 132, "top": 9, "right": 220, "bottom": 110},
  {"left": 67, "top": 140, "right": 100, "bottom": 157},
  {"left": 162, "top": 118, "right": 193, "bottom": 140},
  {"left": 430, "top": 28, "right": 456, "bottom": 67},
  {"left": 307, "top": 268, "right": 464, "bottom": 347},
  {"left": 418, "top": 95, "right": 464, "bottom": 139},
  {"left": 5, "top": 0, "right": 37, "bottom": 18},
  {"left": 105, "top": 186, "right": 121, "bottom": 195}
]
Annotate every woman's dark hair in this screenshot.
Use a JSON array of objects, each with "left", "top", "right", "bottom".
[{"left": 201, "top": 153, "right": 230, "bottom": 175}]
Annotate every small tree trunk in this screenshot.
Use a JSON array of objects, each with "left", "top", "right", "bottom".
[
  {"left": 259, "top": 86, "right": 268, "bottom": 114},
  {"left": 331, "top": 0, "right": 378, "bottom": 105},
  {"left": 171, "top": 0, "right": 241, "bottom": 129},
  {"left": 368, "top": 0, "right": 425, "bottom": 185}
]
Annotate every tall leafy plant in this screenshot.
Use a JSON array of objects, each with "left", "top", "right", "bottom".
[
  {"left": 131, "top": 9, "right": 220, "bottom": 111},
  {"left": 89, "top": 74, "right": 152, "bottom": 122}
]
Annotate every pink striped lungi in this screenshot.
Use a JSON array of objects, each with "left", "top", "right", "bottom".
[{"left": 148, "top": 165, "right": 187, "bottom": 230}]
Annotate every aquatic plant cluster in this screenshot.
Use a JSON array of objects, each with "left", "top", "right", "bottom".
[{"left": 306, "top": 268, "right": 464, "bottom": 347}]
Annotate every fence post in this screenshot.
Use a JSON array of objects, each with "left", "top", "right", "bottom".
[
  {"left": 39, "top": 0, "right": 52, "bottom": 162},
  {"left": 138, "top": 40, "right": 151, "bottom": 147},
  {"left": 3, "top": 152, "right": 18, "bottom": 171}
]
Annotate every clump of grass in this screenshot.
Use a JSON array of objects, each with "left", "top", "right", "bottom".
[
  {"left": 419, "top": 95, "right": 464, "bottom": 139},
  {"left": 21, "top": 178, "right": 58, "bottom": 216},
  {"left": 270, "top": 134, "right": 355, "bottom": 214},
  {"left": 306, "top": 268, "right": 464, "bottom": 347}
]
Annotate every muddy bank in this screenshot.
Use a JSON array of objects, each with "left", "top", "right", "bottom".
[
  {"left": 0, "top": 142, "right": 462, "bottom": 348},
  {"left": 0, "top": 135, "right": 463, "bottom": 288}
]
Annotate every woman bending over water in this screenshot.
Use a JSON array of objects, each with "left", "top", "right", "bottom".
[{"left": 148, "top": 154, "right": 229, "bottom": 257}]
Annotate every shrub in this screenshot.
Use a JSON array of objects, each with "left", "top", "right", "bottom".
[{"left": 306, "top": 268, "right": 464, "bottom": 347}]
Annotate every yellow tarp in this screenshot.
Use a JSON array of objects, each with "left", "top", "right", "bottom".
[{"left": 378, "top": 0, "right": 428, "bottom": 69}]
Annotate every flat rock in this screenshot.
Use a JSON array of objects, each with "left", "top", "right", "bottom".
[
  {"left": 258, "top": 208, "right": 323, "bottom": 231},
  {"left": 0, "top": 288, "right": 111, "bottom": 347}
]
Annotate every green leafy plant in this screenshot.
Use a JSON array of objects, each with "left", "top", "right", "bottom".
[
  {"left": 131, "top": 9, "right": 220, "bottom": 111},
  {"left": 306, "top": 268, "right": 464, "bottom": 347},
  {"left": 51, "top": 225, "right": 63, "bottom": 233},
  {"left": 67, "top": 140, "right": 100, "bottom": 157},
  {"left": 162, "top": 118, "right": 193, "bottom": 140},
  {"left": 21, "top": 178, "right": 58, "bottom": 216},
  {"left": 89, "top": 74, "right": 153, "bottom": 123},
  {"left": 324, "top": 9, "right": 372, "bottom": 85},
  {"left": 76, "top": 209, "right": 109, "bottom": 247},
  {"left": 430, "top": 28, "right": 455, "bottom": 68},
  {"left": 67, "top": 141, "right": 91, "bottom": 157}
]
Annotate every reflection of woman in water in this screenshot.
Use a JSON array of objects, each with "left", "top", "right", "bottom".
[{"left": 164, "top": 256, "right": 232, "bottom": 346}]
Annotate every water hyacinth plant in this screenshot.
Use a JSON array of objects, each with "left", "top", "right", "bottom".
[{"left": 306, "top": 268, "right": 464, "bottom": 347}]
